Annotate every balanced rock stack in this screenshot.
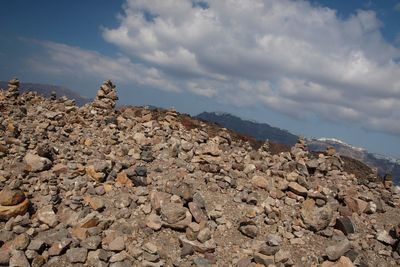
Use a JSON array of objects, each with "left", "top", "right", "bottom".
[
  {"left": 6, "top": 78, "right": 20, "bottom": 98},
  {"left": 0, "top": 78, "right": 399, "bottom": 266},
  {"left": 92, "top": 80, "right": 118, "bottom": 110}
]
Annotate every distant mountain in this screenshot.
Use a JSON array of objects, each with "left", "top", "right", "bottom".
[
  {"left": 307, "top": 138, "right": 400, "bottom": 185},
  {"left": 196, "top": 111, "right": 298, "bottom": 145},
  {"left": 0, "top": 81, "right": 89, "bottom": 106}
]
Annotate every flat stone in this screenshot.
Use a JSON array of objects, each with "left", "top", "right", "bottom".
[
  {"left": 179, "top": 235, "right": 216, "bottom": 253},
  {"left": 326, "top": 239, "right": 351, "bottom": 261},
  {"left": 109, "top": 251, "right": 128, "bottom": 263},
  {"left": 193, "top": 257, "right": 211, "bottom": 267},
  {"left": 66, "top": 247, "right": 88, "bottom": 263},
  {"left": 288, "top": 182, "right": 308, "bottom": 197},
  {"left": 259, "top": 244, "right": 280, "bottom": 256},
  {"left": 253, "top": 252, "right": 274, "bottom": 265},
  {"left": 24, "top": 153, "right": 52, "bottom": 172},
  {"left": 105, "top": 236, "right": 125, "bottom": 251},
  {"left": 48, "top": 239, "right": 71, "bottom": 256},
  {"left": 37, "top": 205, "right": 58, "bottom": 227},
  {"left": 27, "top": 239, "right": 47, "bottom": 252},
  {"left": 81, "top": 235, "right": 102, "bottom": 250},
  {"left": 321, "top": 256, "right": 355, "bottom": 267}
]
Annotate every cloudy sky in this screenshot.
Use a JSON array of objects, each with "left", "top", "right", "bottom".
[{"left": 1, "top": 0, "right": 400, "bottom": 157}]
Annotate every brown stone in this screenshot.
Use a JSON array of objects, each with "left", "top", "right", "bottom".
[
  {"left": 251, "top": 175, "right": 270, "bottom": 189},
  {"left": 321, "top": 256, "right": 355, "bottom": 267},
  {"left": 86, "top": 165, "right": 105, "bottom": 182},
  {"left": 0, "top": 188, "right": 26, "bottom": 206},
  {"left": 115, "top": 171, "right": 133, "bottom": 187},
  {"left": 0, "top": 198, "right": 30, "bottom": 220}
]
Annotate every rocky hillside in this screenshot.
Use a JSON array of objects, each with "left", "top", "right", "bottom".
[
  {"left": 196, "top": 112, "right": 399, "bottom": 185},
  {"left": 0, "top": 78, "right": 400, "bottom": 267},
  {"left": 307, "top": 138, "right": 400, "bottom": 185},
  {"left": 0, "top": 81, "right": 89, "bottom": 106},
  {"left": 196, "top": 112, "right": 298, "bottom": 146}
]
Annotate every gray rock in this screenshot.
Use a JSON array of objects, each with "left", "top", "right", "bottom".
[
  {"left": 239, "top": 221, "right": 258, "bottom": 238},
  {"left": 334, "top": 217, "right": 355, "bottom": 236},
  {"left": 253, "top": 252, "right": 274, "bottom": 265},
  {"left": 81, "top": 235, "right": 102, "bottom": 250},
  {"left": 161, "top": 203, "right": 187, "bottom": 224},
  {"left": 24, "top": 153, "right": 52, "bottom": 172},
  {"left": 66, "top": 247, "right": 88, "bottom": 263},
  {"left": 37, "top": 205, "right": 58, "bottom": 227},
  {"left": 376, "top": 230, "right": 397, "bottom": 245},
  {"left": 326, "top": 238, "right": 352, "bottom": 261},
  {"left": 301, "top": 199, "right": 332, "bottom": 232},
  {"left": 197, "top": 227, "right": 212, "bottom": 243},
  {"left": 10, "top": 250, "right": 30, "bottom": 267},
  {"left": 193, "top": 257, "right": 211, "bottom": 267}
]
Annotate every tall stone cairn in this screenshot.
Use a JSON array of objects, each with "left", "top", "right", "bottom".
[
  {"left": 6, "top": 78, "right": 20, "bottom": 98},
  {"left": 92, "top": 80, "right": 118, "bottom": 110}
]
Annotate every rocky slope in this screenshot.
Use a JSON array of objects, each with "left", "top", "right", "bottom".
[
  {"left": 307, "top": 138, "right": 400, "bottom": 185},
  {"left": 0, "top": 78, "right": 400, "bottom": 267},
  {"left": 196, "top": 112, "right": 399, "bottom": 185}
]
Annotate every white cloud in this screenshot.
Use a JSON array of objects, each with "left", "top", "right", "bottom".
[
  {"left": 27, "top": 40, "right": 181, "bottom": 92},
  {"left": 30, "top": 0, "right": 400, "bottom": 136}
]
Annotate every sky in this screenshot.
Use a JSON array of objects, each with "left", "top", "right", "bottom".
[{"left": 0, "top": 0, "right": 400, "bottom": 158}]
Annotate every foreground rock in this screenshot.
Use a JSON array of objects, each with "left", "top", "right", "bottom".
[{"left": 0, "top": 78, "right": 399, "bottom": 266}]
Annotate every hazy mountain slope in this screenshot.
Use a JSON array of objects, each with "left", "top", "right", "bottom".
[
  {"left": 196, "top": 112, "right": 298, "bottom": 145},
  {"left": 0, "top": 81, "right": 89, "bottom": 106}
]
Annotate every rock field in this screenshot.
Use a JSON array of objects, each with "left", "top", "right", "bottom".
[{"left": 0, "top": 79, "right": 399, "bottom": 267}]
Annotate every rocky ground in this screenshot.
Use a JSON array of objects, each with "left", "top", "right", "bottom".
[{"left": 0, "top": 78, "right": 399, "bottom": 267}]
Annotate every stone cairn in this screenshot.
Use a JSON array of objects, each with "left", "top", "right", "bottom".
[
  {"left": 6, "top": 78, "right": 20, "bottom": 98},
  {"left": 92, "top": 80, "right": 118, "bottom": 111}
]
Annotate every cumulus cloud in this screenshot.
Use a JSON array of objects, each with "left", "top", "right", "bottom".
[
  {"left": 26, "top": 40, "right": 182, "bottom": 92},
  {"left": 32, "top": 0, "right": 400, "bottom": 136}
]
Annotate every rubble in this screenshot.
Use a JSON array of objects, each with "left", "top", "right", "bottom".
[{"left": 0, "top": 78, "right": 399, "bottom": 266}]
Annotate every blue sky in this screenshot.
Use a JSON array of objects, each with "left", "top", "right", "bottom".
[{"left": 1, "top": 0, "right": 400, "bottom": 158}]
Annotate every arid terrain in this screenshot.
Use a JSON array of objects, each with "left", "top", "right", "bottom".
[{"left": 0, "top": 79, "right": 399, "bottom": 267}]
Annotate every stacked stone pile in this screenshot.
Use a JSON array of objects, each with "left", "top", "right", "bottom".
[
  {"left": 6, "top": 78, "right": 20, "bottom": 98},
  {"left": 92, "top": 80, "right": 118, "bottom": 111},
  {"left": 0, "top": 79, "right": 399, "bottom": 266}
]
